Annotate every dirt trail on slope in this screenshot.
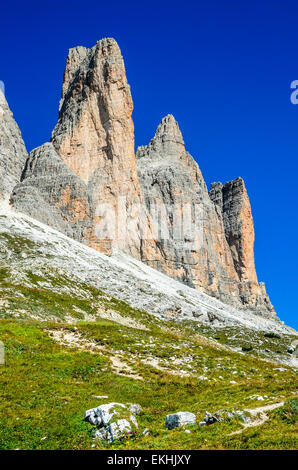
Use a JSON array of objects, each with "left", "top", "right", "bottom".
[
  {"left": 48, "top": 328, "right": 195, "bottom": 379},
  {"left": 48, "top": 328, "right": 143, "bottom": 380},
  {"left": 229, "top": 402, "right": 285, "bottom": 436}
]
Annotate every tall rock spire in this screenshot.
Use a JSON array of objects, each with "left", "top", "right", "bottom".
[
  {"left": 52, "top": 38, "right": 137, "bottom": 187},
  {"left": 12, "top": 38, "right": 153, "bottom": 257},
  {"left": 136, "top": 115, "right": 240, "bottom": 301}
]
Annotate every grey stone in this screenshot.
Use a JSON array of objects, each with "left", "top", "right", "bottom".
[
  {"left": 128, "top": 404, "right": 142, "bottom": 415},
  {"left": 94, "top": 402, "right": 126, "bottom": 426},
  {"left": 142, "top": 428, "right": 150, "bottom": 436},
  {"left": 203, "top": 411, "right": 219, "bottom": 425},
  {"left": 288, "top": 340, "right": 298, "bottom": 355},
  {"left": 93, "top": 428, "right": 108, "bottom": 440},
  {"left": 84, "top": 402, "right": 138, "bottom": 443},
  {"left": 165, "top": 411, "right": 196, "bottom": 430}
]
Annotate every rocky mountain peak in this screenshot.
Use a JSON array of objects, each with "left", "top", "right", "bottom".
[
  {"left": 137, "top": 114, "right": 185, "bottom": 161},
  {"left": 154, "top": 114, "right": 184, "bottom": 143}
]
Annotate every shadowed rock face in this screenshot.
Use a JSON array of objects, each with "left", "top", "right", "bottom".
[
  {"left": 7, "top": 38, "right": 274, "bottom": 316},
  {"left": 0, "top": 91, "right": 27, "bottom": 201},
  {"left": 10, "top": 142, "right": 95, "bottom": 246}
]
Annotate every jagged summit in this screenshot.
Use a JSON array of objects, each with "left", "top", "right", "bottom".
[
  {"left": 59, "top": 38, "right": 122, "bottom": 113},
  {"left": 136, "top": 114, "right": 185, "bottom": 161},
  {"left": 154, "top": 114, "right": 184, "bottom": 140}
]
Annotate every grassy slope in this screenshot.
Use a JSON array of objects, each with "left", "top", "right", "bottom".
[
  {"left": 0, "top": 312, "right": 297, "bottom": 449},
  {"left": 0, "top": 233, "right": 297, "bottom": 450}
]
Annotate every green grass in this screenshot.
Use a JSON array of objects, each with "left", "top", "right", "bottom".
[
  {"left": 0, "top": 318, "right": 297, "bottom": 450},
  {"left": 0, "top": 231, "right": 297, "bottom": 449}
]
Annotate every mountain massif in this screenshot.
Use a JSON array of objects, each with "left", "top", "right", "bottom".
[
  {"left": 2, "top": 38, "right": 273, "bottom": 317},
  {"left": 1, "top": 37, "right": 298, "bottom": 452}
]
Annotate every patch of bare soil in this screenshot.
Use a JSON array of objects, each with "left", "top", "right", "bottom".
[
  {"left": 48, "top": 328, "right": 143, "bottom": 380},
  {"left": 97, "top": 307, "right": 148, "bottom": 331}
]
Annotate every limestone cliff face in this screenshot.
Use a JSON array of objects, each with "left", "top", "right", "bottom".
[
  {"left": 0, "top": 90, "right": 27, "bottom": 201},
  {"left": 210, "top": 178, "right": 257, "bottom": 283},
  {"left": 7, "top": 37, "right": 274, "bottom": 316}
]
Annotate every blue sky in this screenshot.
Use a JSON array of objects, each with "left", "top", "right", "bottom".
[{"left": 1, "top": 0, "right": 297, "bottom": 328}]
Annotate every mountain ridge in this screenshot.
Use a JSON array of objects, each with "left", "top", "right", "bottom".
[{"left": 0, "top": 37, "right": 277, "bottom": 318}]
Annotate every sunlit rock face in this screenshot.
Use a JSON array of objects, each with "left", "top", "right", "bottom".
[
  {"left": 7, "top": 38, "right": 274, "bottom": 315},
  {"left": 12, "top": 38, "right": 156, "bottom": 256}
]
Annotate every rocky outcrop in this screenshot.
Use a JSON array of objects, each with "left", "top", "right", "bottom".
[
  {"left": 136, "top": 115, "right": 239, "bottom": 298},
  {"left": 210, "top": 178, "right": 257, "bottom": 283},
  {"left": 84, "top": 402, "right": 140, "bottom": 442},
  {"left": 7, "top": 37, "right": 274, "bottom": 316},
  {"left": 136, "top": 115, "right": 274, "bottom": 314},
  {"left": 0, "top": 90, "right": 27, "bottom": 201}
]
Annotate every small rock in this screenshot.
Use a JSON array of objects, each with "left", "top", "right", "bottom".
[
  {"left": 142, "top": 428, "right": 150, "bottom": 436},
  {"left": 93, "top": 428, "right": 108, "bottom": 440},
  {"left": 95, "top": 402, "right": 126, "bottom": 426},
  {"left": 203, "top": 411, "right": 219, "bottom": 425},
  {"left": 165, "top": 411, "right": 196, "bottom": 430},
  {"left": 128, "top": 404, "right": 142, "bottom": 415},
  {"left": 84, "top": 408, "right": 102, "bottom": 426},
  {"left": 288, "top": 340, "right": 298, "bottom": 355},
  {"left": 85, "top": 402, "right": 139, "bottom": 443},
  {"left": 129, "top": 414, "right": 138, "bottom": 428}
]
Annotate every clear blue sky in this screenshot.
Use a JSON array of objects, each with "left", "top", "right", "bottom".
[{"left": 1, "top": 1, "right": 297, "bottom": 329}]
